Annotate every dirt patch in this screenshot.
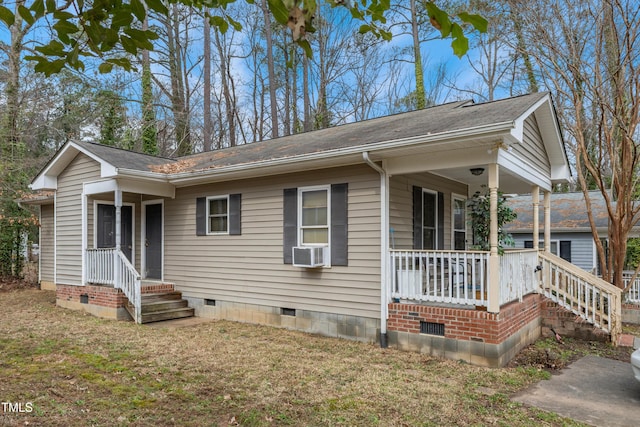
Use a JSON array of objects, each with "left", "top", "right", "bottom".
[
  {"left": 508, "top": 332, "right": 634, "bottom": 371},
  {"left": 0, "top": 263, "right": 38, "bottom": 292}
]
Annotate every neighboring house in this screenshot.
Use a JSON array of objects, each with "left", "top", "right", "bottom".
[
  {"left": 504, "top": 191, "right": 609, "bottom": 273},
  {"left": 504, "top": 191, "right": 640, "bottom": 274},
  {"left": 25, "top": 92, "right": 622, "bottom": 367}
]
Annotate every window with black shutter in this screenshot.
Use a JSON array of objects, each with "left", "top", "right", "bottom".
[{"left": 195, "top": 194, "right": 242, "bottom": 236}]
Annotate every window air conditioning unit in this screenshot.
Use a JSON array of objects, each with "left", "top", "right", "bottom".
[{"left": 292, "top": 246, "right": 327, "bottom": 268}]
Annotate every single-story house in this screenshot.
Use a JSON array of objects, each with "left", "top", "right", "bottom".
[{"left": 26, "top": 92, "right": 623, "bottom": 366}]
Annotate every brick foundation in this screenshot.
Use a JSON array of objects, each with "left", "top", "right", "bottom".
[
  {"left": 56, "top": 283, "right": 175, "bottom": 320},
  {"left": 388, "top": 294, "right": 542, "bottom": 345},
  {"left": 387, "top": 294, "right": 543, "bottom": 367},
  {"left": 540, "top": 299, "right": 610, "bottom": 342}
]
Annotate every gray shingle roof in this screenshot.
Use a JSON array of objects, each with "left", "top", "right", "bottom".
[
  {"left": 73, "top": 140, "right": 174, "bottom": 171},
  {"left": 178, "top": 92, "right": 550, "bottom": 172},
  {"left": 504, "top": 191, "right": 610, "bottom": 232},
  {"left": 58, "top": 92, "right": 550, "bottom": 175}
]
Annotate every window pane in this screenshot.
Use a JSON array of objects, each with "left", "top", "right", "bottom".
[
  {"left": 454, "top": 231, "right": 466, "bottom": 250},
  {"left": 302, "top": 228, "right": 328, "bottom": 244},
  {"left": 423, "top": 192, "right": 435, "bottom": 228},
  {"left": 454, "top": 199, "right": 465, "bottom": 230},
  {"left": 302, "top": 190, "right": 328, "bottom": 226},
  {"left": 209, "top": 198, "right": 227, "bottom": 215},
  {"left": 423, "top": 229, "right": 435, "bottom": 250},
  {"left": 210, "top": 216, "right": 228, "bottom": 233}
]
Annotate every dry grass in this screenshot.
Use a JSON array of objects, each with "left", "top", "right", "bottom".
[{"left": 0, "top": 289, "right": 591, "bottom": 426}]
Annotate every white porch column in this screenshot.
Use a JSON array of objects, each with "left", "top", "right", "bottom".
[
  {"left": 532, "top": 186, "right": 540, "bottom": 250},
  {"left": 115, "top": 188, "right": 122, "bottom": 250},
  {"left": 544, "top": 190, "right": 551, "bottom": 252},
  {"left": 114, "top": 188, "right": 122, "bottom": 288},
  {"left": 488, "top": 163, "right": 500, "bottom": 313}
]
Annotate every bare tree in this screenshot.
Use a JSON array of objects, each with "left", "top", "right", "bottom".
[{"left": 515, "top": 0, "right": 640, "bottom": 287}]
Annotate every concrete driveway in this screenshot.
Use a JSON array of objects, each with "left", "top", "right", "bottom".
[{"left": 513, "top": 355, "right": 640, "bottom": 427}]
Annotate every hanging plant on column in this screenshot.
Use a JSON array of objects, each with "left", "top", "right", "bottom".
[{"left": 467, "top": 186, "right": 517, "bottom": 254}]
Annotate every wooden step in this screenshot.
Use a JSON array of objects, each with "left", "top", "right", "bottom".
[
  {"left": 141, "top": 307, "right": 195, "bottom": 323},
  {"left": 141, "top": 291, "right": 183, "bottom": 303},
  {"left": 142, "top": 299, "right": 189, "bottom": 314},
  {"left": 125, "top": 290, "right": 195, "bottom": 323}
]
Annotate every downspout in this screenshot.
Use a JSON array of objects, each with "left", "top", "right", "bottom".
[{"left": 363, "top": 152, "right": 389, "bottom": 348}]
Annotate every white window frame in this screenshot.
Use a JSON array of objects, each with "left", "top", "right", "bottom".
[
  {"left": 297, "top": 185, "right": 331, "bottom": 248},
  {"left": 422, "top": 189, "right": 438, "bottom": 250},
  {"left": 206, "top": 195, "right": 229, "bottom": 235},
  {"left": 452, "top": 194, "right": 467, "bottom": 250}
]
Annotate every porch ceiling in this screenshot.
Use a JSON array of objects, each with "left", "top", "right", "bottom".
[{"left": 380, "top": 139, "right": 549, "bottom": 194}]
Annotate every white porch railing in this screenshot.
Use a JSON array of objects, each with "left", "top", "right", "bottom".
[
  {"left": 499, "top": 249, "right": 539, "bottom": 305},
  {"left": 623, "top": 272, "right": 640, "bottom": 303},
  {"left": 86, "top": 248, "right": 142, "bottom": 324},
  {"left": 539, "top": 251, "right": 621, "bottom": 338},
  {"left": 390, "top": 250, "right": 489, "bottom": 306}
]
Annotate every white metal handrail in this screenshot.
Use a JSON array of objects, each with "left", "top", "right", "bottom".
[
  {"left": 390, "top": 250, "right": 489, "bottom": 306},
  {"left": 539, "top": 251, "right": 621, "bottom": 340},
  {"left": 86, "top": 248, "right": 142, "bottom": 323}
]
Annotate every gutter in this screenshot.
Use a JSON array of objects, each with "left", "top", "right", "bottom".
[{"left": 362, "top": 152, "right": 389, "bottom": 348}]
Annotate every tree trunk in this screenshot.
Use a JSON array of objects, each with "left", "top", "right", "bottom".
[
  {"left": 262, "top": 0, "right": 279, "bottom": 138},
  {"left": 203, "top": 13, "right": 213, "bottom": 151},
  {"left": 141, "top": 15, "right": 158, "bottom": 155},
  {"left": 410, "top": 0, "right": 425, "bottom": 109}
]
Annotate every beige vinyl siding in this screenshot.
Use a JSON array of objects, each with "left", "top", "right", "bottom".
[
  {"left": 39, "top": 204, "right": 55, "bottom": 282},
  {"left": 389, "top": 173, "right": 467, "bottom": 250},
  {"left": 56, "top": 154, "right": 101, "bottom": 285},
  {"left": 164, "top": 164, "right": 382, "bottom": 319},
  {"left": 512, "top": 114, "right": 551, "bottom": 176}
]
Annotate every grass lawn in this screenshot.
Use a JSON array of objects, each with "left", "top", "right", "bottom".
[{"left": 0, "top": 288, "right": 606, "bottom": 426}]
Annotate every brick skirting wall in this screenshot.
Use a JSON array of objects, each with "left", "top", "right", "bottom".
[
  {"left": 388, "top": 293, "right": 542, "bottom": 344},
  {"left": 539, "top": 298, "right": 610, "bottom": 342},
  {"left": 56, "top": 283, "right": 175, "bottom": 321},
  {"left": 387, "top": 294, "right": 543, "bottom": 367}
]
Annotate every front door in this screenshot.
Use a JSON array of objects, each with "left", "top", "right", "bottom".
[
  {"left": 97, "top": 204, "right": 133, "bottom": 262},
  {"left": 144, "top": 203, "right": 163, "bottom": 279}
]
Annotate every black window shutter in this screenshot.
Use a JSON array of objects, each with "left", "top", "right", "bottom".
[
  {"left": 412, "top": 186, "right": 422, "bottom": 249},
  {"left": 283, "top": 188, "right": 297, "bottom": 264},
  {"left": 196, "top": 197, "right": 206, "bottom": 236},
  {"left": 229, "top": 194, "right": 241, "bottom": 235},
  {"left": 331, "top": 183, "right": 348, "bottom": 266},
  {"left": 437, "top": 192, "right": 444, "bottom": 250},
  {"left": 524, "top": 241, "right": 534, "bottom": 249},
  {"left": 560, "top": 240, "right": 572, "bottom": 262}
]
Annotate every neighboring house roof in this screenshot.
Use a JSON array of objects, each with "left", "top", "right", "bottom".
[
  {"left": 31, "top": 92, "right": 570, "bottom": 191},
  {"left": 504, "top": 191, "right": 611, "bottom": 233}
]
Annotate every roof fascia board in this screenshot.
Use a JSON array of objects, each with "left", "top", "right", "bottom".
[{"left": 168, "top": 122, "right": 514, "bottom": 185}]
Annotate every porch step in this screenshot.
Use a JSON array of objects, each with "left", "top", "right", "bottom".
[{"left": 127, "top": 291, "right": 194, "bottom": 324}]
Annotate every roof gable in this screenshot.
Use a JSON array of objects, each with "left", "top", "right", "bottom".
[{"left": 31, "top": 141, "right": 174, "bottom": 190}]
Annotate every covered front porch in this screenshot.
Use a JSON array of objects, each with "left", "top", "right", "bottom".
[{"left": 80, "top": 177, "right": 176, "bottom": 323}]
